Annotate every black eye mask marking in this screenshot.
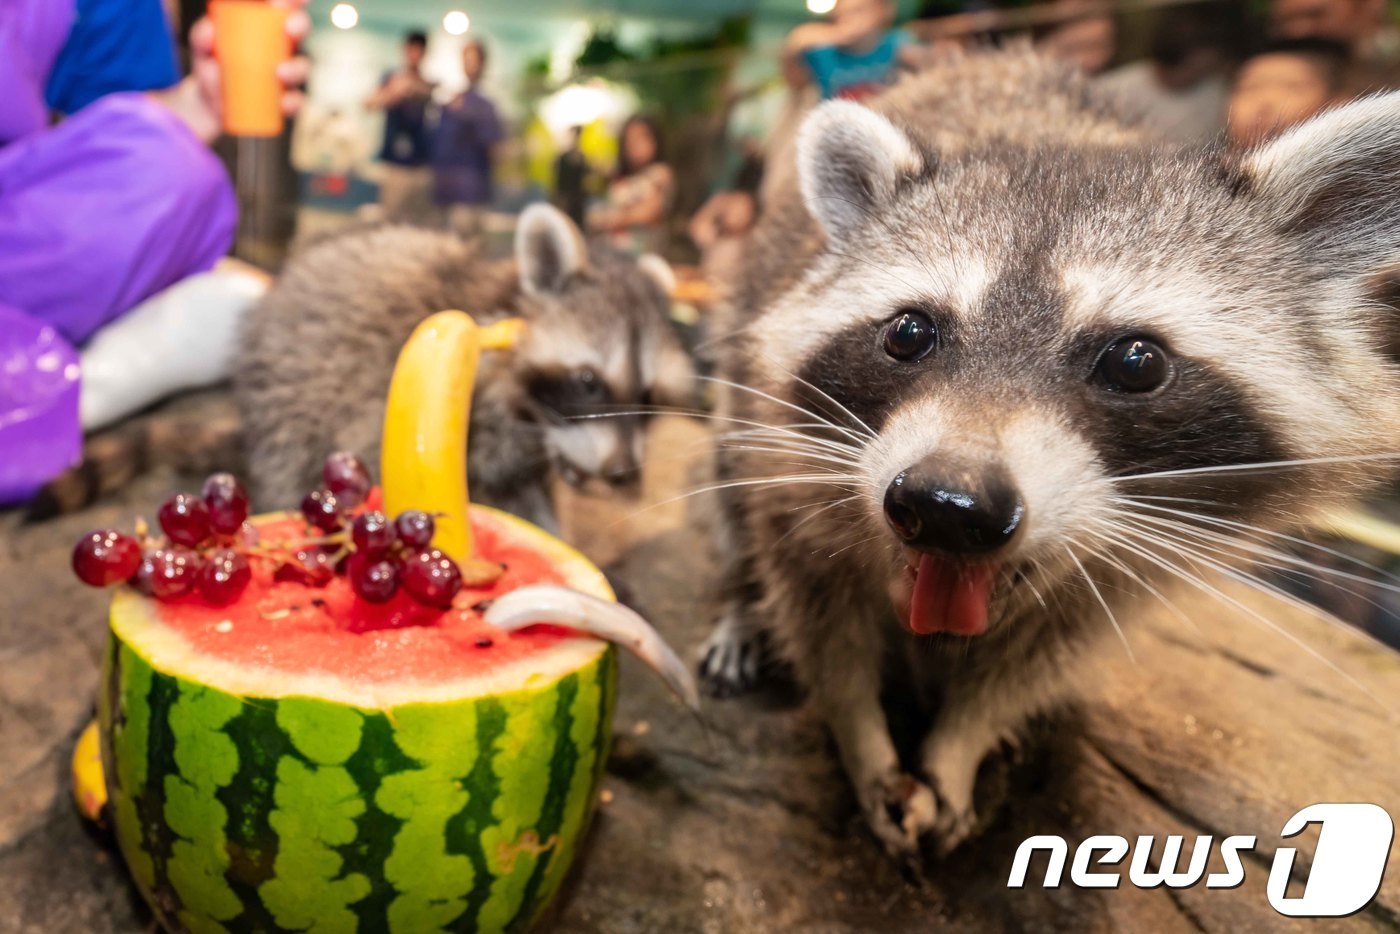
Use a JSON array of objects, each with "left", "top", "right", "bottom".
[
  {"left": 793, "top": 314, "right": 1292, "bottom": 514},
  {"left": 525, "top": 367, "right": 613, "bottom": 419}
]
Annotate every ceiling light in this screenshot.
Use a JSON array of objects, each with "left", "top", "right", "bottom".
[
  {"left": 330, "top": 2, "right": 358, "bottom": 29},
  {"left": 444, "top": 10, "right": 470, "bottom": 35}
]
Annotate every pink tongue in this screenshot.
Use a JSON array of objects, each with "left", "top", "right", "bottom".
[{"left": 907, "top": 555, "right": 996, "bottom": 636}]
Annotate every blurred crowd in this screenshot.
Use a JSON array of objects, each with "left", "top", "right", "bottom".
[
  {"left": 323, "top": 0, "right": 1400, "bottom": 285},
  {"left": 4, "top": 0, "right": 1399, "bottom": 507}
]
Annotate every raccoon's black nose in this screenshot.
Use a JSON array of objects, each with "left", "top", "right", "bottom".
[{"left": 883, "top": 467, "right": 1025, "bottom": 556}]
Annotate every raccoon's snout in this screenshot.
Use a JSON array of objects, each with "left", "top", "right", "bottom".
[
  {"left": 883, "top": 464, "right": 1025, "bottom": 557},
  {"left": 599, "top": 449, "right": 641, "bottom": 490}
]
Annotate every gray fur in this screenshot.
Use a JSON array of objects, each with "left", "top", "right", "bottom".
[
  {"left": 235, "top": 206, "right": 690, "bottom": 527},
  {"left": 704, "top": 46, "right": 1400, "bottom": 862}
]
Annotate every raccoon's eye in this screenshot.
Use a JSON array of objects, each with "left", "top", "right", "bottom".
[
  {"left": 883, "top": 311, "right": 937, "bottom": 362},
  {"left": 1095, "top": 337, "right": 1171, "bottom": 393},
  {"left": 573, "top": 368, "right": 606, "bottom": 401}
]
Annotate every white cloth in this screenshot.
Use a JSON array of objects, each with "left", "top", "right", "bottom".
[{"left": 79, "top": 267, "right": 268, "bottom": 431}]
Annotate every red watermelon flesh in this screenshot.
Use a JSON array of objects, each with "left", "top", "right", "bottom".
[
  {"left": 153, "top": 514, "right": 578, "bottom": 686},
  {"left": 101, "top": 505, "right": 617, "bottom": 933}
]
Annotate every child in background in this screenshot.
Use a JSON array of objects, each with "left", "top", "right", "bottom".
[
  {"left": 1227, "top": 38, "right": 1350, "bottom": 149},
  {"left": 588, "top": 116, "right": 673, "bottom": 255},
  {"left": 782, "top": 0, "right": 916, "bottom": 100},
  {"left": 688, "top": 145, "right": 763, "bottom": 304}
]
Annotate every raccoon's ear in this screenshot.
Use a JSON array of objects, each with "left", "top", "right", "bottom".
[
  {"left": 796, "top": 100, "right": 927, "bottom": 245},
  {"left": 636, "top": 253, "right": 676, "bottom": 297},
  {"left": 1236, "top": 92, "right": 1400, "bottom": 275},
  {"left": 515, "top": 203, "right": 589, "bottom": 296}
]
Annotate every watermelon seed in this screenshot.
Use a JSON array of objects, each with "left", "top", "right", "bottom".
[
  {"left": 260, "top": 608, "right": 292, "bottom": 620},
  {"left": 311, "top": 598, "right": 327, "bottom": 608},
  {"left": 475, "top": 637, "right": 493, "bottom": 648},
  {"left": 471, "top": 600, "right": 494, "bottom": 613},
  {"left": 215, "top": 620, "right": 234, "bottom": 633}
]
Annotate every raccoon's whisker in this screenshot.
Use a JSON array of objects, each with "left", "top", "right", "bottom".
[
  {"left": 1089, "top": 526, "right": 1396, "bottom": 716},
  {"left": 1111, "top": 510, "right": 1396, "bottom": 619},
  {"left": 826, "top": 532, "right": 886, "bottom": 560},
  {"left": 715, "top": 431, "right": 864, "bottom": 458},
  {"left": 715, "top": 427, "right": 866, "bottom": 461},
  {"left": 1110, "top": 497, "right": 1400, "bottom": 592},
  {"left": 566, "top": 408, "right": 869, "bottom": 461},
  {"left": 700, "top": 376, "right": 875, "bottom": 443},
  {"left": 1064, "top": 546, "right": 1136, "bottom": 663},
  {"left": 746, "top": 350, "right": 880, "bottom": 442},
  {"left": 1082, "top": 541, "right": 1201, "bottom": 635},
  {"left": 595, "top": 471, "right": 863, "bottom": 533},
  {"left": 717, "top": 446, "right": 864, "bottom": 471},
  {"left": 1111, "top": 451, "right": 1400, "bottom": 482},
  {"left": 775, "top": 494, "right": 865, "bottom": 548},
  {"left": 1019, "top": 569, "right": 1049, "bottom": 612}
]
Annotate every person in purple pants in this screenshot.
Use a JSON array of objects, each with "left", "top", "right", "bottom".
[{"left": 0, "top": 0, "right": 308, "bottom": 506}]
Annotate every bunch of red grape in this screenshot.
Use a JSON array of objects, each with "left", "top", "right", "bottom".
[
  {"left": 71, "top": 471, "right": 253, "bottom": 605},
  {"left": 72, "top": 452, "right": 468, "bottom": 610}
]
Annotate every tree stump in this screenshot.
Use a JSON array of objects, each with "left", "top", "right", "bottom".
[{"left": 1, "top": 406, "right": 1395, "bottom": 932}]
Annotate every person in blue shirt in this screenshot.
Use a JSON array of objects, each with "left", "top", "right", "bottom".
[
  {"left": 365, "top": 30, "right": 435, "bottom": 220},
  {"left": 782, "top": 0, "right": 916, "bottom": 100},
  {"left": 430, "top": 38, "right": 503, "bottom": 236}
]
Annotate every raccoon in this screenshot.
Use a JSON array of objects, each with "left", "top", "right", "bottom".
[
  {"left": 235, "top": 204, "right": 691, "bottom": 528},
  {"left": 701, "top": 47, "right": 1400, "bottom": 861}
]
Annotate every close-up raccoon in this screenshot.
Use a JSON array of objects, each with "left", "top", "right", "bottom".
[
  {"left": 701, "top": 47, "right": 1400, "bottom": 862},
  {"left": 235, "top": 203, "right": 692, "bottom": 529}
]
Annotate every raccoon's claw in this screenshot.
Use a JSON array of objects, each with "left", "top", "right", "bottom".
[
  {"left": 697, "top": 616, "right": 767, "bottom": 698},
  {"left": 862, "top": 770, "right": 938, "bottom": 866},
  {"left": 929, "top": 799, "right": 977, "bottom": 856}
]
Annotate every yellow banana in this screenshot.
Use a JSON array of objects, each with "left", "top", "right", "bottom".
[
  {"left": 380, "top": 311, "right": 522, "bottom": 567},
  {"left": 72, "top": 719, "right": 107, "bottom": 823}
]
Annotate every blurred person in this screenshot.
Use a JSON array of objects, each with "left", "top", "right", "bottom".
[
  {"left": 688, "top": 146, "right": 763, "bottom": 303},
  {"left": 1269, "top": 0, "right": 1399, "bottom": 90},
  {"left": 364, "top": 30, "right": 435, "bottom": 220},
  {"left": 1227, "top": 38, "right": 1350, "bottom": 149},
  {"left": 0, "top": 0, "right": 307, "bottom": 505},
  {"left": 553, "top": 125, "right": 590, "bottom": 229},
  {"left": 588, "top": 115, "right": 674, "bottom": 255},
  {"left": 1037, "top": 1, "right": 1117, "bottom": 76},
  {"left": 1099, "top": 6, "right": 1237, "bottom": 146},
  {"left": 782, "top": 0, "right": 918, "bottom": 100},
  {"left": 431, "top": 39, "right": 503, "bottom": 236}
]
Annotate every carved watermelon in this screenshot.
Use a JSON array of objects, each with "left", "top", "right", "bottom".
[{"left": 98, "top": 506, "right": 617, "bottom": 933}]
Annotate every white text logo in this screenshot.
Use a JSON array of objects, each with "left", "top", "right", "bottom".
[{"left": 1007, "top": 803, "right": 1393, "bottom": 918}]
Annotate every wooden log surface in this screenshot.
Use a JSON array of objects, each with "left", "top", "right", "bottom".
[{"left": 0, "top": 396, "right": 1396, "bottom": 933}]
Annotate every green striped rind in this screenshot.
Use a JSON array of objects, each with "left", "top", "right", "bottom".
[
  {"left": 99, "top": 507, "right": 619, "bottom": 933},
  {"left": 101, "top": 632, "right": 616, "bottom": 933}
]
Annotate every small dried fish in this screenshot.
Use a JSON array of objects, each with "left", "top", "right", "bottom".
[{"left": 484, "top": 585, "right": 700, "bottom": 711}]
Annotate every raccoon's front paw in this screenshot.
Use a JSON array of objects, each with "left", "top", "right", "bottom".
[
  {"left": 697, "top": 612, "right": 768, "bottom": 698},
  {"left": 922, "top": 745, "right": 982, "bottom": 855},
  {"left": 860, "top": 769, "right": 938, "bottom": 865},
  {"left": 928, "top": 793, "right": 977, "bottom": 856}
]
